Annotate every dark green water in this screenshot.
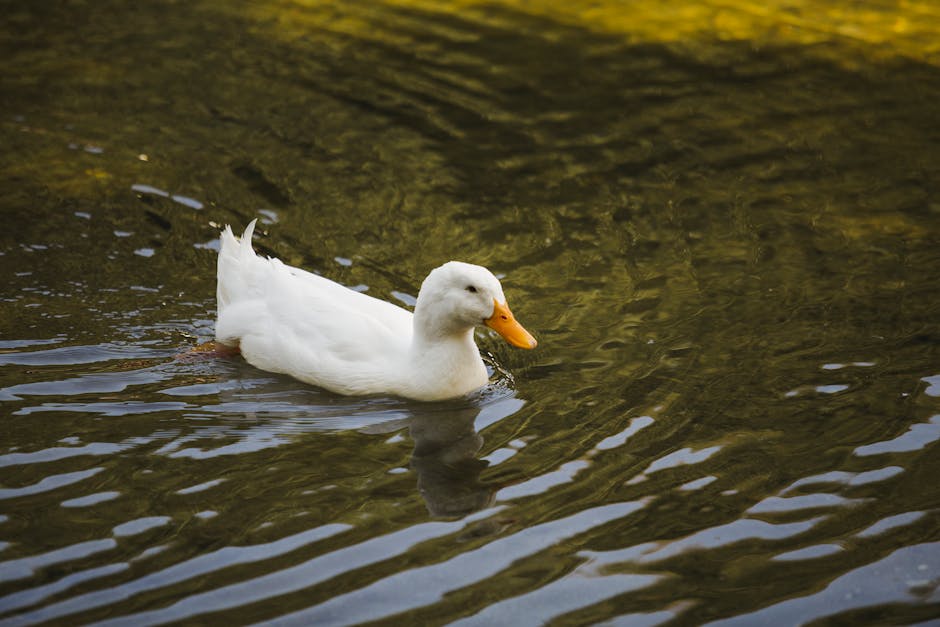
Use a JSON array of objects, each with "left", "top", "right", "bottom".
[{"left": 2, "top": 1, "right": 940, "bottom": 625}]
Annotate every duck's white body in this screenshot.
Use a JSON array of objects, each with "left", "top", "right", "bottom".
[{"left": 215, "top": 221, "right": 536, "bottom": 401}]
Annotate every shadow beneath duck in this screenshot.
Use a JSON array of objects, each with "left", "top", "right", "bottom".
[{"left": 365, "top": 391, "right": 526, "bottom": 518}]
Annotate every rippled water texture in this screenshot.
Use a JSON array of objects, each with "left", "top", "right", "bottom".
[{"left": 2, "top": 1, "right": 940, "bottom": 624}]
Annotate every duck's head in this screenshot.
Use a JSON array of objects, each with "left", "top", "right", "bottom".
[{"left": 414, "top": 261, "right": 537, "bottom": 349}]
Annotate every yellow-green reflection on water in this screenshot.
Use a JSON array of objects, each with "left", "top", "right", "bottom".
[
  {"left": 1, "top": 0, "right": 940, "bottom": 625},
  {"left": 256, "top": 0, "right": 940, "bottom": 65}
]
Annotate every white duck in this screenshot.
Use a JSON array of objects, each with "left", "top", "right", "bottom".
[{"left": 215, "top": 220, "right": 537, "bottom": 401}]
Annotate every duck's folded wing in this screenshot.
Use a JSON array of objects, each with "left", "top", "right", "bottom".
[
  {"left": 217, "top": 221, "right": 412, "bottom": 338},
  {"left": 281, "top": 263, "right": 413, "bottom": 336},
  {"left": 216, "top": 254, "right": 412, "bottom": 394}
]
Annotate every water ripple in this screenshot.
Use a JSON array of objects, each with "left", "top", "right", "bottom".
[
  {"left": 710, "top": 541, "right": 940, "bottom": 625},
  {"left": 581, "top": 516, "right": 826, "bottom": 567},
  {"left": 87, "top": 513, "right": 496, "bottom": 627},
  {"left": 0, "top": 344, "right": 171, "bottom": 366},
  {"left": 264, "top": 501, "right": 648, "bottom": 626},
  {"left": 0, "top": 468, "right": 104, "bottom": 501},
  {"left": 5, "top": 523, "right": 352, "bottom": 626},
  {"left": 450, "top": 571, "right": 662, "bottom": 627},
  {"left": 0, "top": 443, "right": 131, "bottom": 469},
  {"left": 854, "top": 415, "right": 940, "bottom": 456},
  {"left": 0, "top": 539, "right": 117, "bottom": 584}
]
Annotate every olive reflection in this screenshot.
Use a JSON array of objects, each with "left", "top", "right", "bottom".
[{"left": 408, "top": 406, "right": 495, "bottom": 517}]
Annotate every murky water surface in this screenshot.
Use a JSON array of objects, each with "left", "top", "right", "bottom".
[{"left": 2, "top": 1, "right": 940, "bottom": 624}]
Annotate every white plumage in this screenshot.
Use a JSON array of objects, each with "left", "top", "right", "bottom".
[{"left": 215, "top": 220, "right": 536, "bottom": 401}]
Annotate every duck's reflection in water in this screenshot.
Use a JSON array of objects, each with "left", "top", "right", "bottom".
[
  {"left": 408, "top": 406, "right": 495, "bottom": 517},
  {"left": 362, "top": 391, "right": 523, "bottom": 517}
]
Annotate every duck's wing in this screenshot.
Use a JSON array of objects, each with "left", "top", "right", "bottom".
[
  {"left": 217, "top": 220, "right": 412, "bottom": 336},
  {"left": 282, "top": 264, "right": 413, "bottom": 337},
  {"left": 215, "top": 222, "right": 414, "bottom": 393}
]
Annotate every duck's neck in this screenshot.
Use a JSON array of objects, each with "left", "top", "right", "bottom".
[
  {"left": 411, "top": 306, "right": 479, "bottom": 358},
  {"left": 408, "top": 309, "right": 488, "bottom": 398}
]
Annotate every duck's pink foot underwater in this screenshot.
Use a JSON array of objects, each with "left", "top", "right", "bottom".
[{"left": 175, "top": 341, "right": 241, "bottom": 362}]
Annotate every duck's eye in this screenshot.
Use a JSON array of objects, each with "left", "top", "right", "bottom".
[{"left": 465, "top": 285, "right": 477, "bottom": 293}]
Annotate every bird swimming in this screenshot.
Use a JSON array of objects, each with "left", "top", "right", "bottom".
[{"left": 215, "top": 220, "right": 536, "bottom": 400}]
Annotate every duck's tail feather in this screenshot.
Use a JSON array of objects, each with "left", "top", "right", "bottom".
[{"left": 216, "top": 219, "right": 259, "bottom": 319}]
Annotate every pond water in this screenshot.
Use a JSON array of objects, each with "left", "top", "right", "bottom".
[{"left": 2, "top": 1, "right": 940, "bottom": 625}]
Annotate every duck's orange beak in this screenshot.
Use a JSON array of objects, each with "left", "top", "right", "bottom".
[{"left": 485, "top": 299, "right": 537, "bottom": 349}]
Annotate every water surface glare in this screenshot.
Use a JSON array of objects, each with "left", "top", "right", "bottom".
[{"left": 2, "top": 0, "right": 940, "bottom": 625}]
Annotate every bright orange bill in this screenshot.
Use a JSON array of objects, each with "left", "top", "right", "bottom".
[{"left": 485, "top": 299, "right": 537, "bottom": 349}]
